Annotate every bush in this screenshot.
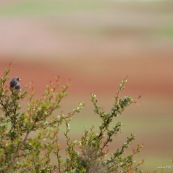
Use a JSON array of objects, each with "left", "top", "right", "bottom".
[{"left": 0, "top": 66, "right": 143, "bottom": 173}]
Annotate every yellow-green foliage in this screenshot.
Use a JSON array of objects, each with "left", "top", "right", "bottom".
[{"left": 0, "top": 66, "right": 143, "bottom": 173}]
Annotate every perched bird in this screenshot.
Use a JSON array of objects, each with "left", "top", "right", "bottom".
[{"left": 10, "top": 77, "right": 21, "bottom": 93}]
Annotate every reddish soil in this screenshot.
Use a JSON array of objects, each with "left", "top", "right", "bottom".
[{"left": 0, "top": 55, "right": 173, "bottom": 98}]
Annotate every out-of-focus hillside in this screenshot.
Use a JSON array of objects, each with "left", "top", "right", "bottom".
[{"left": 0, "top": 0, "right": 173, "bottom": 59}]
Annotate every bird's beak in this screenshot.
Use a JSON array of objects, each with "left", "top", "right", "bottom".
[{"left": 19, "top": 78, "right": 22, "bottom": 81}]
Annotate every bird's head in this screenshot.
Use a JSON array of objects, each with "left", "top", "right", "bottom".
[{"left": 14, "top": 77, "right": 21, "bottom": 82}]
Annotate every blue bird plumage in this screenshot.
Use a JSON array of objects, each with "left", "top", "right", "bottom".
[{"left": 10, "top": 77, "right": 21, "bottom": 93}]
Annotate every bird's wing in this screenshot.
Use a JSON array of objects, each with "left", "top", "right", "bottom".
[{"left": 10, "top": 81, "right": 17, "bottom": 88}]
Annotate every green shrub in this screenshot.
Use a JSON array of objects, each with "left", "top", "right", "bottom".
[{"left": 0, "top": 66, "right": 143, "bottom": 173}]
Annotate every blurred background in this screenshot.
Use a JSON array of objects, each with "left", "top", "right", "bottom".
[{"left": 0, "top": 0, "right": 173, "bottom": 171}]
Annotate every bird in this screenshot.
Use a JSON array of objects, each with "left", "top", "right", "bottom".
[{"left": 9, "top": 77, "right": 21, "bottom": 93}]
